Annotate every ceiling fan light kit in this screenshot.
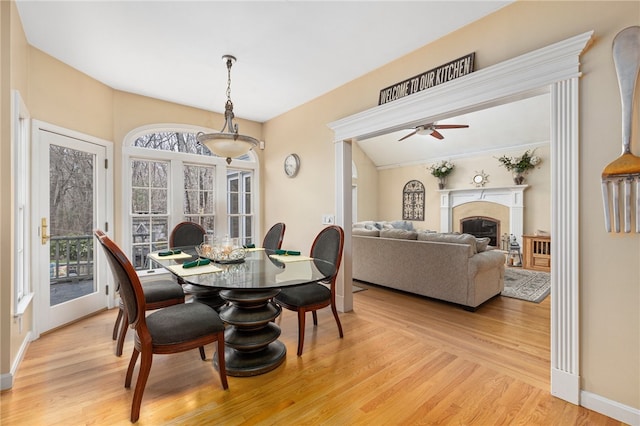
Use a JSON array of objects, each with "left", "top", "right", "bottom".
[
  {"left": 197, "top": 55, "right": 259, "bottom": 164},
  {"left": 398, "top": 122, "right": 469, "bottom": 141}
]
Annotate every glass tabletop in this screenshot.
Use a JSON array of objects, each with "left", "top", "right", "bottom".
[{"left": 148, "top": 247, "right": 335, "bottom": 290}]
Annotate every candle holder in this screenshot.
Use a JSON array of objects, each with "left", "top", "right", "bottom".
[{"left": 196, "top": 235, "right": 246, "bottom": 264}]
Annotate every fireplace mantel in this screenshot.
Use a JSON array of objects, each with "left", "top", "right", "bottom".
[{"left": 439, "top": 185, "right": 528, "bottom": 245}]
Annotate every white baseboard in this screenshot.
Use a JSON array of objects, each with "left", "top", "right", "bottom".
[
  {"left": 1, "top": 330, "right": 32, "bottom": 391},
  {"left": 581, "top": 390, "right": 640, "bottom": 426},
  {"left": 0, "top": 372, "right": 13, "bottom": 390}
]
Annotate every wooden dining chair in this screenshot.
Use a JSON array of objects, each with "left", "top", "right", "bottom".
[
  {"left": 274, "top": 225, "right": 345, "bottom": 356},
  {"left": 95, "top": 232, "right": 228, "bottom": 423},
  {"left": 94, "top": 230, "right": 185, "bottom": 357},
  {"left": 262, "top": 222, "right": 286, "bottom": 250},
  {"left": 169, "top": 221, "right": 227, "bottom": 310}
]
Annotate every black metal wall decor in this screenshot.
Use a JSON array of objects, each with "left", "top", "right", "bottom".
[{"left": 402, "top": 180, "right": 425, "bottom": 221}]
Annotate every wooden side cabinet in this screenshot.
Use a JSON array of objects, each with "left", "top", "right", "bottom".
[{"left": 522, "top": 235, "right": 551, "bottom": 272}]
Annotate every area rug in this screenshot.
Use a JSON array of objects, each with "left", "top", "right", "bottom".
[{"left": 502, "top": 268, "right": 550, "bottom": 303}]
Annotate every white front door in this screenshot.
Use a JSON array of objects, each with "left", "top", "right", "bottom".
[{"left": 32, "top": 123, "right": 112, "bottom": 335}]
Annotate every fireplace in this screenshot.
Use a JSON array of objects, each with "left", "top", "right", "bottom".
[
  {"left": 461, "top": 216, "right": 500, "bottom": 247},
  {"left": 439, "top": 186, "right": 527, "bottom": 246}
]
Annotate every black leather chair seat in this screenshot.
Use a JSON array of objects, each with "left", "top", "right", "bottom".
[
  {"left": 145, "top": 303, "right": 225, "bottom": 345},
  {"left": 276, "top": 284, "right": 330, "bottom": 307}
]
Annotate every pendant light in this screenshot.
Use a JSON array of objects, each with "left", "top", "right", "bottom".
[{"left": 197, "top": 55, "right": 259, "bottom": 164}]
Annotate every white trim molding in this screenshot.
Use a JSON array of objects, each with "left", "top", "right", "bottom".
[{"left": 329, "top": 30, "right": 593, "bottom": 407}]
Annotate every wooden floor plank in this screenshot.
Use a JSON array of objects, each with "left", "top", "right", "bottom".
[{"left": 1, "top": 284, "right": 622, "bottom": 425}]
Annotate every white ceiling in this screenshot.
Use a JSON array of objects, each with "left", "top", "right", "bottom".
[
  {"left": 15, "top": 0, "right": 513, "bottom": 123},
  {"left": 16, "top": 0, "right": 547, "bottom": 168},
  {"left": 357, "top": 92, "right": 551, "bottom": 168}
]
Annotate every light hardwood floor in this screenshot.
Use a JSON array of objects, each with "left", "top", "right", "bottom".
[{"left": 1, "top": 284, "right": 623, "bottom": 425}]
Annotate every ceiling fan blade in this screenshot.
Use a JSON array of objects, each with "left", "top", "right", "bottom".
[
  {"left": 430, "top": 130, "right": 445, "bottom": 139},
  {"left": 433, "top": 124, "right": 469, "bottom": 129},
  {"left": 398, "top": 130, "right": 418, "bottom": 141}
]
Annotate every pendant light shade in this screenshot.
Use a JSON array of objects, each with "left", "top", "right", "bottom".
[{"left": 197, "top": 55, "right": 259, "bottom": 164}]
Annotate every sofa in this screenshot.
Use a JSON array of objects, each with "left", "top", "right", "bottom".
[{"left": 352, "top": 221, "right": 505, "bottom": 310}]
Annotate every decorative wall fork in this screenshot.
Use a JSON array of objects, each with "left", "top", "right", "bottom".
[{"left": 601, "top": 26, "right": 640, "bottom": 233}]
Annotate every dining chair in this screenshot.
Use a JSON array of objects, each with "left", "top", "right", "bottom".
[
  {"left": 262, "top": 222, "right": 286, "bottom": 250},
  {"left": 274, "top": 225, "right": 345, "bottom": 356},
  {"left": 94, "top": 230, "right": 185, "bottom": 357},
  {"left": 169, "top": 221, "right": 227, "bottom": 310},
  {"left": 95, "top": 232, "right": 228, "bottom": 423},
  {"left": 169, "top": 221, "right": 206, "bottom": 247}
]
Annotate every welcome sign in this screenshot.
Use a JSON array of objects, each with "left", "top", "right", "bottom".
[{"left": 378, "top": 53, "right": 475, "bottom": 105}]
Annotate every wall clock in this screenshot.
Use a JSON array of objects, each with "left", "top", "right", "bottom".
[
  {"left": 471, "top": 170, "right": 489, "bottom": 187},
  {"left": 284, "top": 153, "right": 300, "bottom": 178}
]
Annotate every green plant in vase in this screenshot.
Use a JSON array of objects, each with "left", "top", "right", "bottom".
[{"left": 497, "top": 150, "right": 541, "bottom": 184}]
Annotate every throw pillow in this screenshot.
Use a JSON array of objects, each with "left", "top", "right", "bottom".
[
  {"left": 475, "top": 237, "right": 491, "bottom": 252},
  {"left": 391, "top": 220, "right": 415, "bottom": 231},
  {"left": 380, "top": 228, "right": 418, "bottom": 240}
]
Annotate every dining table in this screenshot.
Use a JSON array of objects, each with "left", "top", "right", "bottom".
[{"left": 148, "top": 247, "right": 336, "bottom": 377}]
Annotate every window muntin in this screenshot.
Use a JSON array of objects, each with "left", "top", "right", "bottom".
[
  {"left": 183, "top": 164, "right": 216, "bottom": 231},
  {"left": 227, "top": 169, "right": 253, "bottom": 246},
  {"left": 130, "top": 159, "right": 170, "bottom": 269},
  {"left": 125, "top": 128, "right": 257, "bottom": 270}
]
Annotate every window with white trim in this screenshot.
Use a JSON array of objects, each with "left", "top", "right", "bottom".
[
  {"left": 124, "top": 127, "right": 258, "bottom": 270},
  {"left": 13, "top": 91, "right": 33, "bottom": 315}
]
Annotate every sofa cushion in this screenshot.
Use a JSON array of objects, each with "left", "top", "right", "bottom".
[
  {"left": 352, "top": 228, "right": 380, "bottom": 237},
  {"left": 390, "top": 220, "right": 415, "bottom": 231},
  {"left": 417, "top": 232, "right": 477, "bottom": 256},
  {"left": 380, "top": 228, "right": 418, "bottom": 240},
  {"left": 475, "top": 237, "right": 491, "bottom": 252}
]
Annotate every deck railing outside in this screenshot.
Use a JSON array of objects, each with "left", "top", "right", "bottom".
[{"left": 50, "top": 235, "right": 94, "bottom": 283}]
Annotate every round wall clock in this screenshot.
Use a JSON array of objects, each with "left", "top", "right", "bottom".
[{"left": 284, "top": 153, "right": 300, "bottom": 178}]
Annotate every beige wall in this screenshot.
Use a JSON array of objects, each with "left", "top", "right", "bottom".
[
  {"left": 1, "top": 0, "right": 31, "bottom": 382},
  {"left": 263, "top": 1, "right": 639, "bottom": 410},
  {"left": 368, "top": 144, "right": 551, "bottom": 234},
  {"left": 1, "top": 0, "right": 638, "bottom": 415},
  {"left": 352, "top": 142, "right": 378, "bottom": 222}
]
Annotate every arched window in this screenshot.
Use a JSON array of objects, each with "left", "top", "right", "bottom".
[
  {"left": 123, "top": 125, "right": 259, "bottom": 270},
  {"left": 402, "top": 180, "right": 425, "bottom": 221}
]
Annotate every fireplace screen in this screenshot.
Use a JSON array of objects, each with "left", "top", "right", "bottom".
[
  {"left": 402, "top": 180, "right": 425, "bottom": 221},
  {"left": 461, "top": 216, "right": 499, "bottom": 246}
]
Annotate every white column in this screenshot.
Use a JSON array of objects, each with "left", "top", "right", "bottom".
[
  {"left": 550, "top": 78, "right": 580, "bottom": 404},
  {"left": 509, "top": 187, "right": 526, "bottom": 247},
  {"left": 440, "top": 190, "right": 452, "bottom": 232},
  {"left": 334, "top": 140, "right": 353, "bottom": 313}
]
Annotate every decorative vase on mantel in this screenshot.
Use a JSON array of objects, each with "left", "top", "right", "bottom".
[
  {"left": 438, "top": 176, "right": 447, "bottom": 190},
  {"left": 512, "top": 171, "right": 525, "bottom": 185}
]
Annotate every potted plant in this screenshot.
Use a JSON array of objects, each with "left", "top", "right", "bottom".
[
  {"left": 496, "top": 150, "right": 541, "bottom": 184},
  {"left": 429, "top": 160, "right": 455, "bottom": 189}
]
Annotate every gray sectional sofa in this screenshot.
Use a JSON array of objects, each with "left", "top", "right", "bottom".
[{"left": 352, "top": 221, "right": 505, "bottom": 310}]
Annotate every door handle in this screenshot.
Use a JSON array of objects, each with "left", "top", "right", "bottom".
[{"left": 41, "top": 217, "right": 51, "bottom": 245}]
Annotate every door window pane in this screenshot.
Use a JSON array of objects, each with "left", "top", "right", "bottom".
[{"left": 49, "top": 144, "right": 96, "bottom": 305}]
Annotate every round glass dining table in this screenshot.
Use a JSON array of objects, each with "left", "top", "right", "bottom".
[{"left": 148, "top": 247, "right": 336, "bottom": 376}]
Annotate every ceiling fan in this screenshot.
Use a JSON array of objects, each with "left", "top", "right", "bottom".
[{"left": 398, "top": 122, "right": 469, "bottom": 141}]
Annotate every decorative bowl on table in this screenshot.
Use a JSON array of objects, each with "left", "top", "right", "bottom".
[{"left": 195, "top": 235, "right": 246, "bottom": 264}]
